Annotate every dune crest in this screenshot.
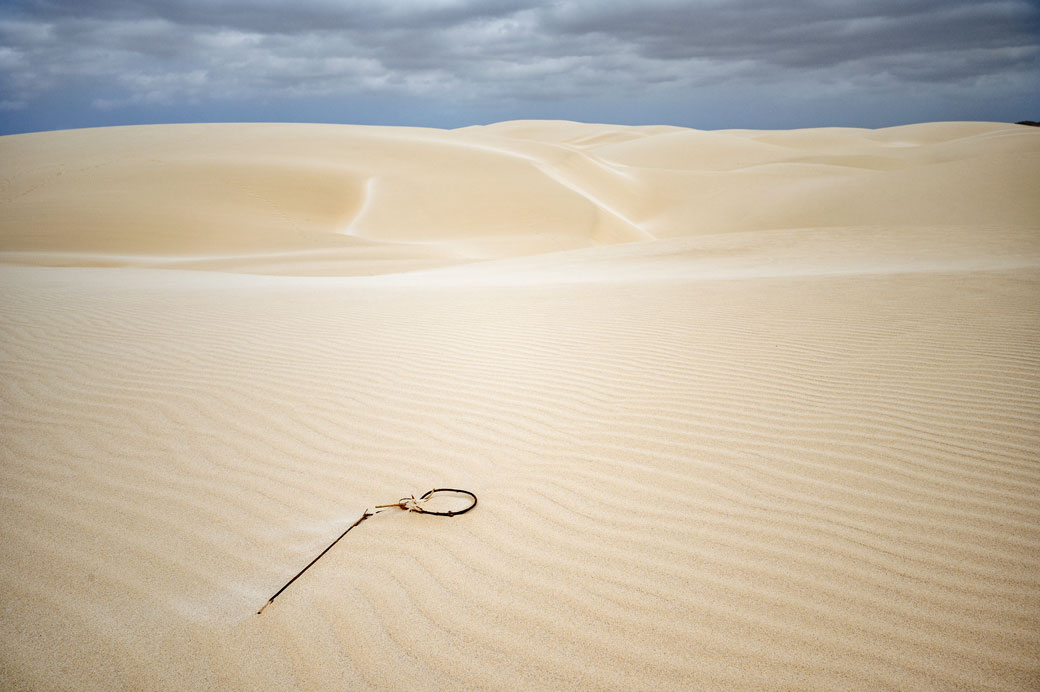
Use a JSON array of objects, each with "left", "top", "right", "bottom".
[
  {"left": 1, "top": 121, "right": 1039, "bottom": 691},
  {"left": 2, "top": 120, "right": 1037, "bottom": 275}
]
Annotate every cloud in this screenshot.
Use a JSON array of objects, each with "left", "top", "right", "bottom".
[
  {"left": 544, "top": 0, "right": 1039, "bottom": 81},
  {"left": 0, "top": 0, "right": 1037, "bottom": 128}
]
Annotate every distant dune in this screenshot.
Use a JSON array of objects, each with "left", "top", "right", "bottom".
[
  {"left": 1, "top": 121, "right": 1038, "bottom": 691},
  {"left": 2, "top": 120, "right": 1037, "bottom": 274}
]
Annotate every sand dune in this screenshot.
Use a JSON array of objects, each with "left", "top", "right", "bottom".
[{"left": 1, "top": 121, "right": 1039, "bottom": 691}]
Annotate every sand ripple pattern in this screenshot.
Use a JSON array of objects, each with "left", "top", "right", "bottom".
[{"left": 2, "top": 264, "right": 1038, "bottom": 691}]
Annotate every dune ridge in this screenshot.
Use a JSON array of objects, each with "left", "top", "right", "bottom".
[
  {"left": 1, "top": 121, "right": 1039, "bottom": 691},
  {"left": 2, "top": 120, "right": 1037, "bottom": 274}
]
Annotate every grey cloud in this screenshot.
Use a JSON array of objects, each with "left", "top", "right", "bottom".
[
  {"left": 544, "top": 0, "right": 1039, "bottom": 77},
  {"left": 0, "top": 0, "right": 1037, "bottom": 126},
  {"left": 5, "top": 0, "right": 533, "bottom": 34}
]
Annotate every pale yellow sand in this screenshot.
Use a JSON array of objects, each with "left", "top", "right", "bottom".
[{"left": 1, "top": 121, "right": 1039, "bottom": 691}]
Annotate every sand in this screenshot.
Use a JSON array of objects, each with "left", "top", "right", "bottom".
[{"left": 1, "top": 120, "right": 1038, "bottom": 691}]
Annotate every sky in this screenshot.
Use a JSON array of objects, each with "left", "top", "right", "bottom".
[{"left": 1, "top": 0, "right": 1038, "bottom": 134}]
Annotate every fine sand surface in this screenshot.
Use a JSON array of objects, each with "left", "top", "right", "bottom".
[{"left": 1, "top": 120, "right": 1039, "bottom": 691}]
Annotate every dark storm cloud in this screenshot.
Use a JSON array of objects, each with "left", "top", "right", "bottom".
[
  {"left": 0, "top": 0, "right": 1037, "bottom": 125},
  {"left": 3, "top": 0, "right": 531, "bottom": 34},
  {"left": 544, "top": 0, "right": 1039, "bottom": 80}
]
